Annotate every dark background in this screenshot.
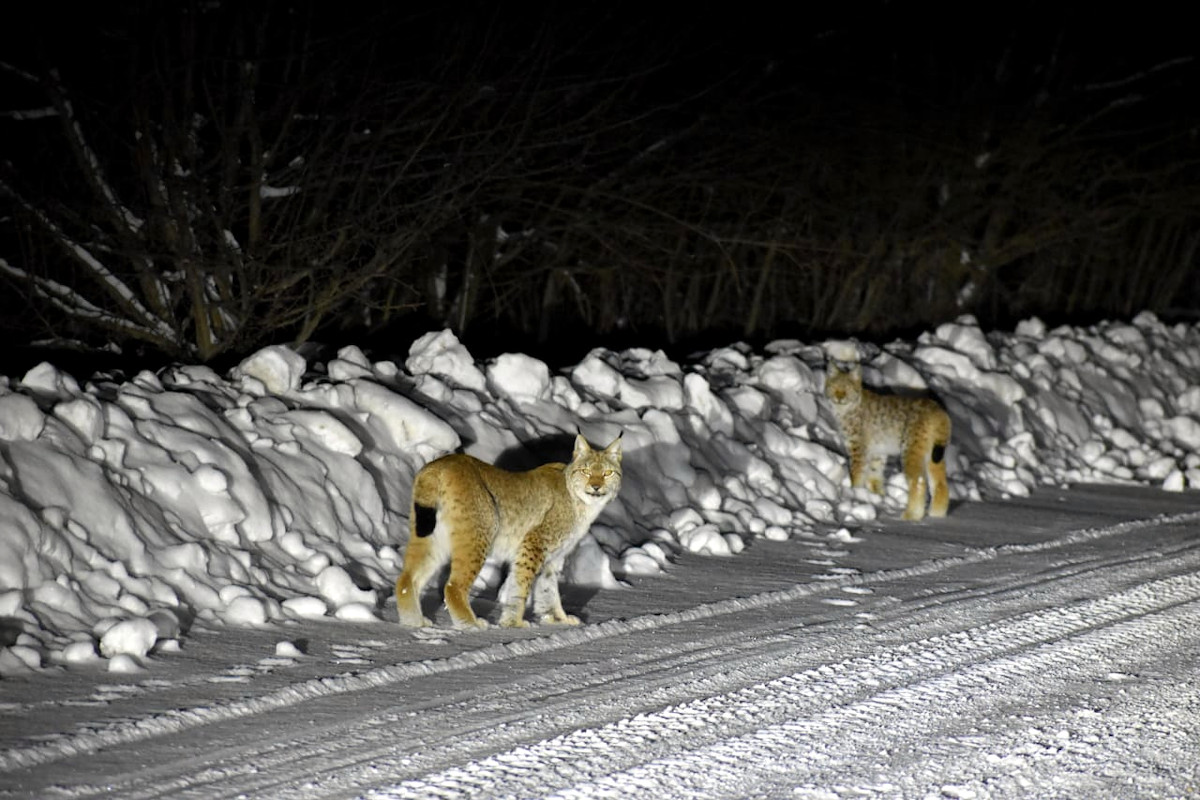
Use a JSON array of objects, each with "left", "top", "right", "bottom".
[{"left": 2, "top": 2, "right": 1197, "bottom": 376}]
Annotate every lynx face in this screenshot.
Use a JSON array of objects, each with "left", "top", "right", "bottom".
[
  {"left": 566, "top": 437, "right": 622, "bottom": 504},
  {"left": 824, "top": 365, "right": 864, "bottom": 412}
]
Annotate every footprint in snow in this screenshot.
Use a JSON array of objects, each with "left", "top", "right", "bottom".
[
  {"left": 207, "top": 642, "right": 307, "bottom": 683},
  {"left": 88, "top": 683, "right": 144, "bottom": 702},
  {"left": 330, "top": 640, "right": 388, "bottom": 665},
  {"left": 411, "top": 627, "right": 453, "bottom": 645}
]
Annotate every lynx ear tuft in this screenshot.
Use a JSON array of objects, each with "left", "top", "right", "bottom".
[{"left": 573, "top": 432, "right": 592, "bottom": 460}]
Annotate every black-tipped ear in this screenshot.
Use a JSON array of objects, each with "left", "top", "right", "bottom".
[
  {"left": 605, "top": 431, "right": 623, "bottom": 459},
  {"left": 573, "top": 432, "right": 591, "bottom": 460}
]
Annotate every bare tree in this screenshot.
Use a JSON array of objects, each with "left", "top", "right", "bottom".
[
  {"left": 0, "top": 4, "right": 494, "bottom": 360},
  {"left": 2, "top": 5, "right": 1195, "bottom": 363}
]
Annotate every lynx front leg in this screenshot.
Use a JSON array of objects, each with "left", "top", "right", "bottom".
[
  {"left": 532, "top": 557, "right": 580, "bottom": 626},
  {"left": 864, "top": 454, "right": 886, "bottom": 495},
  {"left": 847, "top": 438, "right": 868, "bottom": 490},
  {"left": 500, "top": 541, "right": 546, "bottom": 628}
]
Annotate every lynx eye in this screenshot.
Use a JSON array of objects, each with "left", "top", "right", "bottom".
[{"left": 602, "top": 469, "right": 614, "bottom": 477}]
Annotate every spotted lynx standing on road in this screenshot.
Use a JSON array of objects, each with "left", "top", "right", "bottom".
[
  {"left": 824, "top": 362, "right": 951, "bottom": 520},
  {"left": 395, "top": 433, "right": 623, "bottom": 629}
]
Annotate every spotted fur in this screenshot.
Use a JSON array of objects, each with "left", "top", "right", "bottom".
[
  {"left": 395, "top": 434, "right": 622, "bottom": 629},
  {"left": 825, "top": 363, "right": 951, "bottom": 521}
]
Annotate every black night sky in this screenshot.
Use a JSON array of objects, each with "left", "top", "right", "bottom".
[{"left": 2, "top": 2, "right": 1197, "bottom": 374}]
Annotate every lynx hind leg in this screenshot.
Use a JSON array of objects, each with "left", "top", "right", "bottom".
[
  {"left": 901, "top": 443, "right": 929, "bottom": 521},
  {"left": 441, "top": 499, "right": 495, "bottom": 630},
  {"left": 395, "top": 524, "right": 442, "bottom": 628},
  {"left": 927, "top": 436, "right": 950, "bottom": 518}
]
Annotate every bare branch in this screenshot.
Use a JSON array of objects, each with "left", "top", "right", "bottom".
[
  {"left": 1083, "top": 56, "right": 1195, "bottom": 92},
  {"left": 42, "top": 69, "right": 145, "bottom": 237},
  {"left": 0, "top": 259, "right": 174, "bottom": 346},
  {"left": 1, "top": 179, "right": 177, "bottom": 343},
  {"left": 0, "top": 107, "right": 57, "bottom": 120}
]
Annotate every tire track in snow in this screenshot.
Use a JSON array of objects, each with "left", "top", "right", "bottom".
[
  {"left": 363, "top": 569, "right": 1200, "bottom": 800},
  {"left": 3, "top": 510, "right": 1199, "bottom": 781},
  {"left": 162, "top": 515, "right": 1200, "bottom": 799},
  {"left": 88, "top": 612, "right": 822, "bottom": 800},
  {"left": 560, "top": 596, "right": 1200, "bottom": 799}
]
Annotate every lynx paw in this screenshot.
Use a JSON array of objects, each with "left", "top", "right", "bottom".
[
  {"left": 452, "top": 616, "right": 491, "bottom": 631},
  {"left": 499, "top": 616, "right": 530, "bottom": 629},
  {"left": 398, "top": 614, "right": 433, "bottom": 629},
  {"left": 540, "top": 613, "right": 581, "bottom": 626}
]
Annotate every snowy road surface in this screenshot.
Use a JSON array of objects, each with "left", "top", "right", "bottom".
[{"left": 3, "top": 485, "right": 1200, "bottom": 799}]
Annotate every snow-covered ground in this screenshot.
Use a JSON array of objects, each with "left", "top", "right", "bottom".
[
  {"left": 4, "top": 312, "right": 1199, "bottom": 671},
  {"left": 2, "top": 312, "right": 1200, "bottom": 797}
]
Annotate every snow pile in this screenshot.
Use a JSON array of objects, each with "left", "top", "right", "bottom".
[{"left": 2, "top": 313, "right": 1199, "bottom": 675}]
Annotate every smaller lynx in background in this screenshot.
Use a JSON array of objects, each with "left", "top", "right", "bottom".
[
  {"left": 395, "top": 433, "right": 622, "bottom": 629},
  {"left": 824, "top": 362, "right": 951, "bottom": 520}
]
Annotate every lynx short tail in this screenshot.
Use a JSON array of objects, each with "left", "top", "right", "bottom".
[
  {"left": 414, "top": 504, "right": 437, "bottom": 537},
  {"left": 410, "top": 468, "right": 444, "bottom": 538}
]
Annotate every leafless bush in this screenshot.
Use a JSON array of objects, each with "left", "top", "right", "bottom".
[{"left": 3, "top": 7, "right": 1195, "bottom": 363}]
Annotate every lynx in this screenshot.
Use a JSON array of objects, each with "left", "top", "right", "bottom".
[
  {"left": 395, "top": 433, "right": 622, "bottom": 629},
  {"left": 824, "top": 362, "right": 951, "bottom": 520}
]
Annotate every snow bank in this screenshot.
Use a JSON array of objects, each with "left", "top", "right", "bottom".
[{"left": 2, "top": 314, "right": 1199, "bottom": 675}]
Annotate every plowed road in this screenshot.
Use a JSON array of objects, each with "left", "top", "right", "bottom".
[{"left": 3, "top": 486, "right": 1199, "bottom": 799}]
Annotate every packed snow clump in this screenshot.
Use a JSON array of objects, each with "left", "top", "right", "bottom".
[{"left": 2, "top": 314, "right": 1199, "bottom": 675}]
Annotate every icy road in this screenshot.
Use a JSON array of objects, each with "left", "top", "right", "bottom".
[{"left": 3, "top": 485, "right": 1200, "bottom": 799}]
